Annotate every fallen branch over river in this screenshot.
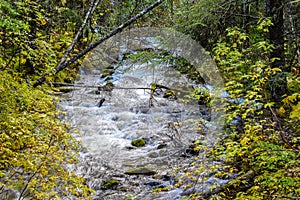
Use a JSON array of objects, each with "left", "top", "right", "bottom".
[
  {"left": 50, "top": 82, "right": 151, "bottom": 90},
  {"left": 51, "top": 82, "right": 174, "bottom": 91}
]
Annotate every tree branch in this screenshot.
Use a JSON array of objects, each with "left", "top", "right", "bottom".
[
  {"left": 57, "top": 0, "right": 100, "bottom": 70},
  {"left": 33, "top": 0, "right": 162, "bottom": 87}
]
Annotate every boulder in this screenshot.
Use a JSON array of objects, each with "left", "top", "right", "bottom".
[{"left": 131, "top": 138, "right": 146, "bottom": 147}]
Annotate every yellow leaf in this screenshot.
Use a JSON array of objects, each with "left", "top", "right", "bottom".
[
  {"left": 54, "top": 44, "right": 61, "bottom": 50},
  {"left": 36, "top": 32, "right": 42, "bottom": 37},
  {"left": 82, "top": 38, "right": 88, "bottom": 43},
  {"left": 40, "top": 19, "right": 47, "bottom": 25},
  {"left": 20, "top": 58, "right": 26, "bottom": 64},
  {"left": 278, "top": 106, "right": 286, "bottom": 116},
  {"left": 61, "top": 0, "right": 66, "bottom": 6}
]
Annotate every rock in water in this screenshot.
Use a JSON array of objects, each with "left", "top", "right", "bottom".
[
  {"left": 101, "top": 179, "right": 119, "bottom": 190},
  {"left": 125, "top": 167, "right": 156, "bottom": 176},
  {"left": 131, "top": 138, "right": 146, "bottom": 147},
  {"left": 96, "top": 98, "right": 105, "bottom": 107}
]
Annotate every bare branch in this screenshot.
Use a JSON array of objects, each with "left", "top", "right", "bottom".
[
  {"left": 33, "top": 0, "right": 162, "bottom": 87},
  {"left": 57, "top": 0, "right": 100, "bottom": 69}
]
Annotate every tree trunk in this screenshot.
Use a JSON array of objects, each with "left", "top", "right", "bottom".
[
  {"left": 243, "top": 0, "right": 250, "bottom": 48},
  {"left": 266, "top": 0, "right": 287, "bottom": 102}
]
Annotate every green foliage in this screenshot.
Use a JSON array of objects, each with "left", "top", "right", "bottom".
[
  {"left": 101, "top": 179, "right": 119, "bottom": 190},
  {"left": 208, "top": 20, "right": 300, "bottom": 199},
  {"left": 0, "top": 71, "right": 93, "bottom": 199},
  {"left": 172, "top": 0, "right": 267, "bottom": 50},
  {"left": 177, "top": 20, "right": 300, "bottom": 199},
  {"left": 0, "top": 0, "right": 96, "bottom": 198}
]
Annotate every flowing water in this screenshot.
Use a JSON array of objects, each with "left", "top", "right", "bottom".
[{"left": 59, "top": 58, "right": 215, "bottom": 199}]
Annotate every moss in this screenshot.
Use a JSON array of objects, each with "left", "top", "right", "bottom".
[
  {"left": 163, "top": 90, "right": 176, "bottom": 99},
  {"left": 98, "top": 81, "right": 114, "bottom": 91},
  {"left": 287, "top": 76, "right": 300, "bottom": 93},
  {"left": 101, "top": 69, "right": 114, "bottom": 78},
  {"left": 125, "top": 167, "right": 156, "bottom": 175},
  {"left": 131, "top": 138, "right": 146, "bottom": 147},
  {"left": 105, "top": 81, "right": 114, "bottom": 87},
  {"left": 101, "top": 179, "right": 119, "bottom": 190}
]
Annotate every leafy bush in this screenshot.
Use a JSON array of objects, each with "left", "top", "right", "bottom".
[
  {"left": 180, "top": 19, "right": 300, "bottom": 200},
  {"left": 209, "top": 20, "right": 300, "bottom": 199},
  {"left": 0, "top": 71, "right": 93, "bottom": 199}
]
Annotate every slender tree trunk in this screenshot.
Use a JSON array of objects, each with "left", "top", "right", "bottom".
[
  {"left": 266, "top": 0, "right": 287, "bottom": 102},
  {"left": 287, "top": 3, "right": 300, "bottom": 70},
  {"left": 243, "top": 0, "right": 250, "bottom": 48}
]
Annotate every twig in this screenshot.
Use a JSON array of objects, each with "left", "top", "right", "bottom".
[
  {"left": 33, "top": 0, "right": 162, "bottom": 87},
  {"left": 268, "top": 106, "right": 298, "bottom": 152}
]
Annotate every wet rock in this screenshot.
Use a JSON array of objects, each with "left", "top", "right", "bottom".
[
  {"left": 117, "top": 187, "right": 127, "bottom": 191},
  {"left": 100, "top": 69, "right": 114, "bottom": 78},
  {"left": 96, "top": 98, "right": 105, "bottom": 107},
  {"left": 163, "top": 90, "right": 177, "bottom": 100},
  {"left": 106, "top": 65, "right": 115, "bottom": 70},
  {"left": 101, "top": 179, "right": 119, "bottom": 190},
  {"left": 129, "top": 106, "right": 149, "bottom": 114},
  {"left": 139, "top": 107, "right": 150, "bottom": 114},
  {"left": 148, "top": 152, "right": 159, "bottom": 158},
  {"left": 104, "top": 76, "right": 113, "bottom": 81},
  {"left": 157, "top": 143, "right": 167, "bottom": 149},
  {"left": 58, "top": 87, "right": 73, "bottom": 93},
  {"left": 80, "top": 147, "right": 89, "bottom": 153},
  {"left": 181, "top": 144, "right": 199, "bottom": 158},
  {"left": 131, "top": 138, "right": 146, "bottom": 147},
  {"left": 125, "top": 167, "right": 156, "bottom": 176},
  {"left": 125, "top": 146, "right": 136, "bottom": 150},
  {"left": 144, "top": 180, "right": 162, "bottom": 187},
  {"left": 99, "top": 81, "right": 114, "bottom": 91}
]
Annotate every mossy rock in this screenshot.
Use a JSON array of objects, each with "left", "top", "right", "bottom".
[
  {"left": 198, "top": 93, "right": 211, "bottom": 105},
  {"left": 131, "top": 138, "right": 146, "bottom": 147},
  {"left": 101, "top": 179, "right": 119, "bottom": 190},
  {"left": 58, "top": 87, "right": 73, "bottom": 93},
  {"left": 163, "top": 90, "right": 177, "bottom": 99},
  {"left": 99, "top": 81, "right": 114, "bottom": 91},
  {"left": 105, "top": 81, "right": 114, "bottom": 87},
  {"left": 125, "top": 167, "right": 156, "bottom": 176},
  {"left": 157, "top": 143, "right": 167, "bottom": 149},
  {"left": 101, "top": 69, "right": 114, "bottom": 78}
]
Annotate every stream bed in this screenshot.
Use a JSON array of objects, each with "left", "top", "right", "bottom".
[
  {"left": 58, "top": 28, "right": 227, "bottom": 199},
  {"left": 59, "top": 59, "right": 216, "bottom": 199}
]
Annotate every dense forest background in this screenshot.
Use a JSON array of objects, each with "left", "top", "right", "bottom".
[{"left": 1, "top": 0, "right": 300, "bottom": 199}]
